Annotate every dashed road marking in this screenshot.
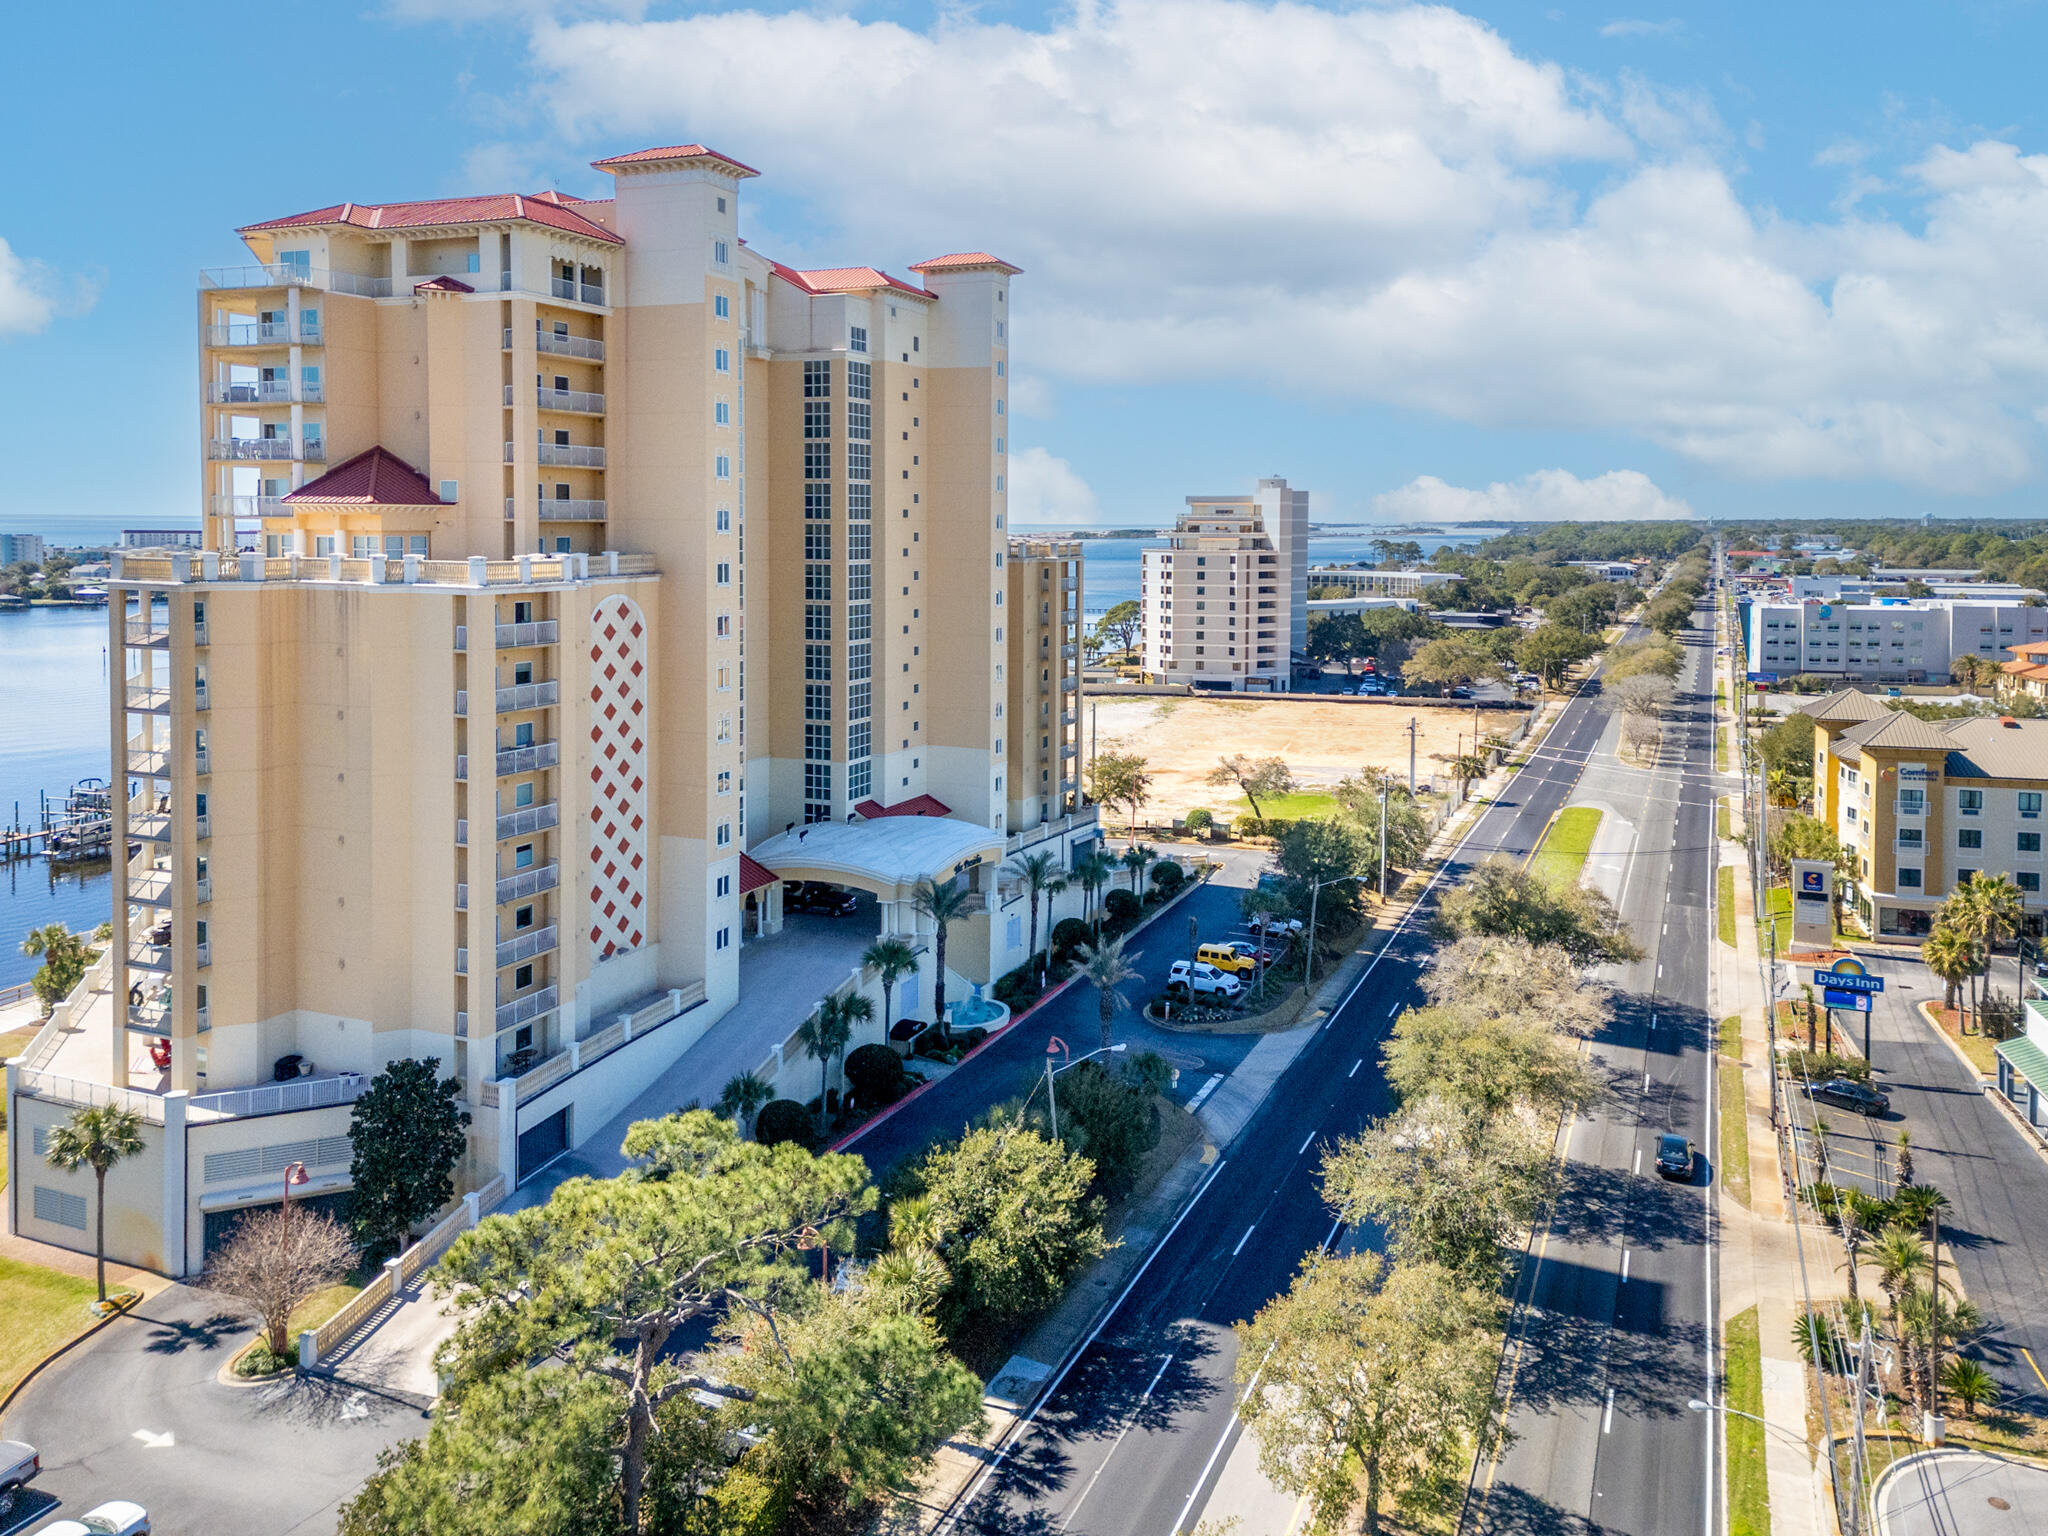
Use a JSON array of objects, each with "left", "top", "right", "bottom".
[
  {"left": 1349, "top": 1059, "right": 1362, "bottom": 1079},
  {"left": 1234, "top": 1225, "right": 1257, "bottom": 1257}
]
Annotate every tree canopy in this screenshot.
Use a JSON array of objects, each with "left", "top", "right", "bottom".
[
  {"left": 1432, "top": 855, "right": 1643, "bottom": 967},
  {"left": 347, "top": 1058, "right": 472, "bottom": 1250}
]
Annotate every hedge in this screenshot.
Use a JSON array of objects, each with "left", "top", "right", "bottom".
[{"left": 755, "top": 1098, "right": 819, "bottom": 1149}]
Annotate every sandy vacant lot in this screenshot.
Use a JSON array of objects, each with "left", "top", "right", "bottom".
[{"left": 1088, "top": 696, "right": 1504, "bottom": 821}]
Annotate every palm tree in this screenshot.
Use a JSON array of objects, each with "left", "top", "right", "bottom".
[
  {"left": 861, "top": 937, "right": 920, "bottom": 1044},
  {"left": 716, "top": 1071, "right": 773, "bottom": 1137},
  {"left": 912, "top": 876, "right": 974, "bottom": 1046},
  {"left": 1942, "top": 1356, "right": 2000, "bottom": 1420},
  {"left": 21, "top": 921, "right": 92, "bottom": 1017},
  {"left": 1120, "top": 844, "right": 1158, "bottom": 896},
  {"left": 44, "top": 1102, "right": 147, "bottom": 1302},
  {"left": 1073, "top": 935, "right": 1142, "bottom": 1051},
  {"left": 1836, "top": 1187, "right": 1889, "bottom": 1306},
  {"left": 1005, "top": 852, "right": 1062, "bottom": 979},
  {"left": 1073, "top": 850, "right": 1116, "bottom": 936},
  {"left": 795, "top": 995, "right": 856, "bottom": 1128},
  {"left": 1897, "top": 1130, "right": 1915, "bottom": 1189},
  {"left": 1871, "top": 1222, "right": 1933, "bottom": 1359},
  {"left": 1922, "top": 923, "right": 1977, "bottom": 1025},
  {"left": 1970, "top": 872, "right": 2025, "bottom": 1025}
]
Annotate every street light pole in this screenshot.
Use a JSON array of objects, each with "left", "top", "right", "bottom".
[
  {"left": 1378, "top": 781, "right": 1389, "bottom": 899},
  {"left": 1303, "top": 874, "right": 1370, "bottom": 997},
  {"left": 280, "top": 1160, "right": 308, "bottom": 1243}
]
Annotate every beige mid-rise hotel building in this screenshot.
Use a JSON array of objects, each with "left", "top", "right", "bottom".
[
  {"left": 1140, "top": 477, "right": 1309, "bottom": 691},
  {"left": 7, "top": 145, "right": 1098, "bottom": 1277}
]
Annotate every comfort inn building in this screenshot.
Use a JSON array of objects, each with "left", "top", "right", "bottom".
[{"left": 7, "top": 144, "right": 1099, "bottom": 1276}]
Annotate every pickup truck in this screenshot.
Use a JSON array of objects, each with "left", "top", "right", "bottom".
[{"left": 0, "top": 1439, "right": 39, "bottom": 1518}]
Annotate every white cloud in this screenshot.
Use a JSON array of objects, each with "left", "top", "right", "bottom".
[
  {"left": 1374, "top": 469, "right": 1695, "bottom": 522},
  {"left": 1008, "top": 448, "right": 1102, "bottom": 526},
  {"left": 1599, "top": 18, "right": 1686, "bottom": 39},
  {"left": 456, "top": 0, "right": 2048, "bottom": 495},
  {"left": 1007, "top": 374, "right": 1059, "bottom": 420},
  {"left": 0, "top": 237, "right": 71, "bottom": 337}
]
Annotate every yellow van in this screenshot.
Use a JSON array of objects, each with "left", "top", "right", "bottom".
[{"left": 1197, "top": 943, "right": 1256, "bottom": 976}]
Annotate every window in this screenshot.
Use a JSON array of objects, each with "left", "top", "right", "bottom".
[
  {"left": 805, "top": 442, "right": 831, "bottom": 480},
  {"left": 714, "top": 292, "right": 730, "bottom": 319},
  {"left": 806, "top": 484, "right": 832, "bottom": 519},
  {"left": 805, "top": 683, "right": 832, "bottom": 720},
  {"left": 515, "top": 963, "right": 534, "bottom": 990},
  {"left": 714, "top": 348, "right": 731, "bottom": 373},
  {"left": 515, "top": 904, "right": 534, "bottom": 931},
  {"left": 848, "top": 759, "right": 872, "bottom": 799},
  {"left": 716, "top": 506, "right": 731, "bottom": 532},
  {"left": 1897, "top": 828, "right": 1923, "bottom": 849},
  {"left": 804, "top": 762, "right": 832, "bottom": 805},
  {"left": 805, "top": 645, "right": 832, "bottom": 681},
  {"left": 805, "top": 527, "right": 830, "bottom": 562},
  {"left": 1897, "top": 789, "right": 1925, "bottom": 816},
  {"left": 715, "top": 613, "right": 731, "bottom": 638},
  {"left": 848, "top": 639, "right": 872, "bottom": 677},
  {"left": 2020, "top": 832, "right": 2042, "bottom": 853},
  {"left": 514, "top": 721, "right": 534, "bottom": 747},
  {"left": 2022, "top": 792, "right": 2043, "bottom": 819},
  {"left": 716, "top": 822, "right": 732, "bottom": 847},
  {"left": 514, "top": 782, "right": 535, "bottom": 809},
  {"left": 515, "top": 842, "right": 534, "bottom": 869},
  {"left": 805, "top": 605, "right": 831, "bottom": 641},
  {"left": 714, "top": 240, "right": 730, "bottom": 266},
  {"left": 848, "top": 558, "right": 870, "bottom": 597},
  {"left": 1897, "top": 867, "right": 1922, "bottom": 889},
  {"left": 1957, "top": 868, "right": 1978, "bottom": 884},
  {"left": 716, "top": 872, "right": 731, "bottom": 898},
  {"left": 715, "top": 454, "right": 731, "bottom": 479},
  {"left": 716, "top": 562, "right": 731, "bottom": 586},
  {"left": 1958, "top": 789, "right": 1984, "bottom": 815},
  {"left": 439, "top": 479, "right": 459, "bottom": 503},
  {"left": 717, "top": 713, "right": 732, "bottom": 743},
  {"left": 2022, "top": 872, "right": 2043, "bottom": 893},
  {"left": 805, "top": 564, "right": 831, "bottom": 601},
  {"left": 716, "top": 926, "right": 731, "bottom": 950},
  {"left": 715, "top": 401, "right": 730, "bottom": 427},
  {"left": 1958, "top": 828, "right": 1983, "bottom": 850},
  {"left": 850, "top": 325, "right": 867, "bottom": 353}
]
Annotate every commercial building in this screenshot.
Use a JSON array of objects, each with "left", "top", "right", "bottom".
[
  {"left": 1140, "top": 477, "right": 1308, "bottom": 690},
  {"left": 1564, "top": 559, "right": 1643, "bottom": 583},
  {"left": 2000, "top": 641, "right": 2048, "bottom": 702},
  {"left": 0, "top": 533, "right": 46, "bottom": 567},
  {"left": 1785, "top": 575, "right": 2042, "bottom": 604},
  {"left": 1802, "top": 688, "right": 2048, "bottom": 937},
  {"left": 122, "top": 530, "right": 203, "bottom": 550},
  {"left": 8, "top": 144, "right": 1098, "bottom": 1277},
  {"left": 1304, "top": 566, "right": 1454, "bottom": 600},
  {"left": 1742, "top": 597, "right": 2048, "bottom": 683}
]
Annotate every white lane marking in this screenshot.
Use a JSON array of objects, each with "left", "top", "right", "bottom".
[
  {"left": 1387, "top": 998, "right": 1403, "bottom": 1016},
  {"left": 1621, "top": 1250, "right": 1632, "bottom": 1283},
  {"left": 1186, "top": 1073, "right": 1225, "bottom": 1112},
  {"left": 133, "top": 1429, "right": 175, "bottom": 1449},
  {"left": 1634, "top": 1148, "right": 1643, "bottom": 1175},
  {"left": 1645, "top": 1071, "right": 1653, "bottom": 1092},
  {"left": 1234, "top": 1224, "right": 1257, "bottom": 1257},
  {"left": 1650, "top": 1012, "right": 1658, "bottom": 1031},
  {"left": 1604, "top": 1387, "right": 1616, "bottom": 1433},
  {"left": 1172, "top": 1350, "right": 1270, "bottom": 1536},
  {"left": 1658, "top": 963, "right": 1665, "bottom": 979},
  {"left": 1349, "top": 1059, "right": 1362, "bottom": 1079},
  {"left": 1298, "top": 1130, "right": 1316, "bottom": 1156},
  {"left": 1057, "top": 1354, "right": 1179, "bottom": 1532},
  {"left": 940, "top": 1158, "right": 1230, "bottom": 1534},
  {"left": 1663, "top": 922, "right": 1668, "bottom": 935}
]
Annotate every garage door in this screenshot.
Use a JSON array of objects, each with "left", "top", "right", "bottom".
[{"left": 517, "top": 1107, "right": 570, "bottom": 1184}]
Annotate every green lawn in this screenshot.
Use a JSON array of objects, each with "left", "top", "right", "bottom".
[
  {"left": 1715, "top": 725, "right": 1731, "bottom": 774},
  {"left": 0, "top": 1256, "right": 101, "bottom": 1404},
  {"left": 1719, "top": 1025, "right": 1752, "bottom": 1210},
  {"left": 1717, "top": 866, "right": 1737, "bottom": 948},
  {"left": 1717, "top": 801, "right": 1733, "bottom": 843},
  {"left": 1756, "top": 886, "right": 1792, "bottom": 953},
  {"left": 1724, "top": 1307, "right": 1771, "bottom": 1536},
  {"left": 1529, "top": 807, "right": 1603, "bottom": 887},
  {"left": 1230, "top": 790, "right": 1340, "bottom": 822}
]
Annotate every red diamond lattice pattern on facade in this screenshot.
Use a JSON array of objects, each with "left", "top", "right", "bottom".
[{"left": 587, "top": 595, "right": 650, "bottom": 960}]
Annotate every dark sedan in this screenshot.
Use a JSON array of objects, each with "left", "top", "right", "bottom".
[
  {"left": 1654, "top": 1133, "right": 1695, "bottom": 1181},
  {"left": 783, "top": 881, "right": 861, "bottom": 918},
  {"left": 1808, "top": 1077, "right": 1891, "bottom": 1116}
]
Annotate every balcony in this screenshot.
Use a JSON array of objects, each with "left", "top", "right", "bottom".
[
  {"left": 497, "top": 741, "right": 559, "bottom": 776},
  {"left": 548, "top": 278, "right": 608, "bottom": 307},
  {"left": 496, "top": 862, "right": 559, "bottom": 905},
  {"left": 496, "top": 620, "right": 558, "bottom": 648},
  {"left": 495, "top": 984, "right": 558, "bottom": 1034},
  {"left": 523, "top": 385, "right": 606, "bottom": 415},
  {"left": 125, "top": 621, "right": 169, "bottom": 647},
  {"left": 496, "top": 925, "right": 558, "bottom": 969},
  {"left": 205, "top": 379, "right": 323, "bottom": 405},
  {"left": 196, "top": 941, "right": 211, "bottom": 968},
  {"left": 539, "top": 500, "right": 606, "bottom": 521},
  {"left": 125, "top": 681, "right": 171, "bottom": 713},
  {"left": 497, "top": 680, "right": 559, "bottom": 712},
  {"left": 456, "top": 883, "right": 468, "bottom": 911},
  {"left": 129, "top": 870, "right": 174, "bottom": 908},
  {"left": 207, "top": 437, "right": 325, "bottom": 463},
  {"left": 1061, "top": 676, "right": 1079, "bottom": 691},
  {"left": 209, "top": 494, "right": 291, "bottom": 520},
  {"left": 534, "top": 329, "right": 605, "bottom": 361},
  {"left": 130, "top": 811, "right": 171, "bottom": 843},
  {"left": 194, "top": 621, "right": 209, "bottom": 646},
  {"left": 535, "top": 443, "right": 606, "bottom": 468},
  {"left": 195, "top": 813, "right": 211, "bottom": 840},
  {"left": 456, "top": 948, "right": 467, "bottom": 976},
  {"left": 128, "top": 940, "right": 170, "bottom": 974},
  {"left": 195, "top": 748, "right": 209, "bottom": 775},
  {"left": 200, "top": 264, "right": 390, "bottom": 298},
  {"left": 205, "top": 321, "right": 321, "bottom": 348},
  {"left": 1060, "top": 643, "right": 1078, "bottom": 660},
  {"left": 196, "top": 876, "right": 211, "bottom": 904},
  {"left": 495, "top": 802, "right": 559, "bottom": 841},
  {"left": 195, "top": 680, "right": 209, "bottom": 711}
]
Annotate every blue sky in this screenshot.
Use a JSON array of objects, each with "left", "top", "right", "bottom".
[{"left": 9, "top": 0, "right": 2048, "bottom": 534}]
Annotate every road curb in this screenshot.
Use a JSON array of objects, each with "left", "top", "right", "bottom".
[{"left": 0, "top": 1291, "right": 141, "bottom": 1428}]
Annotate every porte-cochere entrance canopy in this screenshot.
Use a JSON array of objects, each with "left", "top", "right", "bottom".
[{"left": 747, "top": 815, "right": 1004, "bottom": 903}]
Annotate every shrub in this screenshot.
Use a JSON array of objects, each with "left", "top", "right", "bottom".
[
  {"left": 1233, "top": 816, "right": 1297, "bottom": 841},
  {"left": 1783, "top": 1049, "right": 1869, "bottom": 1085},
  {"left": 1183, "top": 809, "right": 1213, "bottom": 833},
  {"left": 1104, "top": 889, "right": 1142, "bottom": 929},
  {"left": 1050, "top": 917, "right": 1092, "bottom": 964},
  {"left": 993, "top": 963, "right": 1043, "bottom": 1011},
  {"left": 844, "top": 1043, "right": 908, "bottom": 1108},
  {"left": 754, "top": 1099, "right": 818, "bottom": 1149},
  {"left": 1053, "top": 1061, "right": 1161, "bottom": 1196},
  {"left": 1151, "top": 862, "right": 1185, "bottom": 895}
]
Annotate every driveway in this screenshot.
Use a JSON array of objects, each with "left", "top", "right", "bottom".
[
  {"left": 1, "top": 1283, "right": 429, "bottom": 1536},
  {"left": 1780, "top": 947, "right": 2048, "bottom": 1410}
]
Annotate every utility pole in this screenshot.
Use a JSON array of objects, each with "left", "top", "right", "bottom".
[
  {"left": 1407, "top": 715, "right": 1417, "bottom": 796},
  {"left": 1378, "top": 781, "right": 1389, "bottom": 899}
]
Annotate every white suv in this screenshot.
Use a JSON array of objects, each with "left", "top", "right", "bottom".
[{"left": 1168, "top": 960, "right": 1243, "bottom": 1001}]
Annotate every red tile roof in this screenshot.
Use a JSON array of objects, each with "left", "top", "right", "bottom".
[
  {"left": 413, "top": 275, "right": 474, "bottom": 293},
  {"left": 591, "top": 144, "right": 761, "bottom": 178},
  {"left": 910, "top": 251, "right": 1023, "bottom": 276},
  {"left": 766, "top": 259, "right": 934, "bottom": 301},
  {"left": 739, "top": 852, "right": 778, "bottom": 894},
  {"left": 282, "top": 446, "right": 445, "bottom": 506},
  {"left": 853, "top": 794, "right": 953, "bottom": 819},
  {"left": 241, "top": 193, "right": 621, "bottom": 246}
]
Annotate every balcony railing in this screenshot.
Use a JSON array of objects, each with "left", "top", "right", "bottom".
[
  {"left": 495, "top": 984, "right": 558, "bottom": 1034},
  {"left": 193, "top": 621, "right": 209, "bottom": 646},
  {"left": 496, "top": 620, "right": 558, "bottom": 648},
  {"left": 525, "top": 386, "right": 606, "bottom": 414},
  {"left": 536, "top": 329, "right": 605, "bottom": 361},
  {"left": 209, "top": 494, "right": 290, "bottom": 520},
  {"left": 196, "top": 941, "right": 211, "bottom": 968},
  {"left": 195, "top": 814, "right": 211, "bottom": 840},
  {"left": 205, "top": 380, "right": 323, "bottom": 405},
  {"left": 130, "top": 812, "right": 171, "bottom": 843},
  {"left": 199, "top": 264, "right": 390, "bottom": 298},
  {"left": 496, "top": 862, "right": 558, "bottom": 905},
  {"left": 535, "top": 443, "right": 606, "bottom": 468},
  {"left": 547, "top": 278, "right": 609, "bottom": 306},
  {"left": 497, "top": 741, "right": 559, "bottom": 776},
  {"left": 195, "top": 748, "right": 209, "bottom": 775},
  {"left": 195, "top": 680, "right": 210, "bottom": 711},
  {"left": 188, "top": 1072, "right": 370, "bottom": 1120},
  {"left": 456, "top": 883, "right": 468, "bottom": 911},
  {"left": 496, "top": 925, "right": 558, "bottom": 969},
  {"left": 196, "top": 876, "right": 211, "bottom": 904},
  {"left": 496, "top": 803, "right": 559, "bottom": 840},
  {"left": 1060, "top": 643, "right": 1077, "bottom": 660},
  {"left": 205, "top": 321, "right": 322, "bottom": 347},
  {"left": 455, "top": 948, "right": 468, "bottom": 976},
  {"left": 207, "top": 438, "right": 325, "bottom": 463},
  {"left": 125, "top": 682, "right": 171, "bottom": 712},
  {"left": 125, "top": 621, "right": 169, "bottom": 647},
  {"left": 496, "top": 681, "right": 559, "bottom": 712},
  {"left": 539, "top": 500, "right": 606, "bottom": 521}
]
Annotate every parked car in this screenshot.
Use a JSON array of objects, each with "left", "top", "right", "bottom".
[
  {"left": 783, "top": 881, "right": 860, "bottom": 918},
  {"left": 1450, "top": 685, "right": 1475, "bottom": 699},
  {"left": 1808, "top": 1078, "right": 1890, "bottom": 1116},
  {"left": 1196, "top": 943, "right": 1256, "bottom": 976},
  {"left": 1654, "top": 1134, "right": 1696, "bottom": 1181},
  {"left": 1167, "top": 960, "right": 1243, "bottom": 1001},
  {"left": 0, "top": 1440, "right": 38, "bottom": 1518},
  {"left": 1247, "top": 911, "right": 1303, "bottom": 936},
  {"left": 1226, "top": 938, "right": 1284, "bottom": 967},
  {"left": 37, "top": 1502, "right": 151, "bottom": 1536}
]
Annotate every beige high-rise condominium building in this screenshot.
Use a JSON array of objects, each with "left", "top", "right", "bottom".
[
  {"left": 7, "top": 146, "right": 1098, "bottom": 1277},
  {"left": 1141, "top": 477, "right": 1308, "bottom": 690}
]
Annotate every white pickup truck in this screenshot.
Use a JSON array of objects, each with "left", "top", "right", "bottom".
[{"left": 0, "top": 1439, "right": 39, "bottom": 1518}]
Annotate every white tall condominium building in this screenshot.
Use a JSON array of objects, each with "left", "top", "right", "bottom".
[{"left": 1140, "top": 477, "right": 1308, "bottom": 691}]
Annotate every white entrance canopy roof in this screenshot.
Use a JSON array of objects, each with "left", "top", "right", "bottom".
[{"left": 748, "top": 816, "right": 1005, "bottom": 897}]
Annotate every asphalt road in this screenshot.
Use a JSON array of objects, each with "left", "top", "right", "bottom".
[
  {"left": 954, "top": 619, "right": 1688, "bottom": 1535},
  {"left": 0, "top": 1283, "right": 430, "bottom": 1536},
  {"left": 1780, "top": 950, "right": 2048, "bottom": 1412},
  {"left": 1464, "top": 600, "right": 1720, "bottom": 1536}
]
